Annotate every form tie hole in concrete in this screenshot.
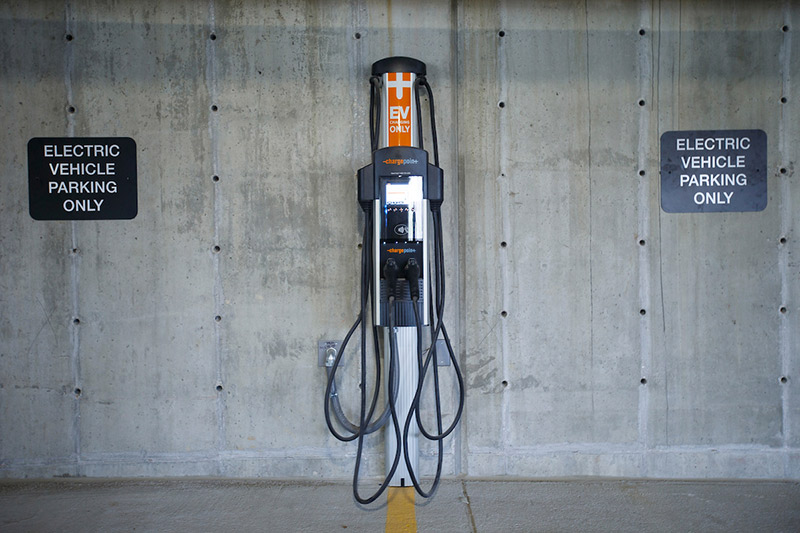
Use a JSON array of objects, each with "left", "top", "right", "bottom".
[
  {"left": 639, "top": 169, "right": 646, "bottom": 177},
  {"left": 354, "top": 32, "right": 361, "bottom": 39},
  {"left": 215, "top": 315, "right": 222, "bottom": 322},
  {"left": 211, "top": 104, "right": 218, "bottom": 112},
  {"left": 357, "top": 243, "right": 362, "bottom": 250},
  {"left": 500, "top": 241, "right": 508, "bottom": 248},
  {"left": 213, "top": 245, "right": 221, "bottom": 253},
  {"left": 498, "top": 101, "right": 506, "bottom": 108},
  {"left": 501, "top": 380, "right": 508, "bottom": 388},
  {"left": 780, "top": 306, "right": 787, "bottom": 314},
  {"left": 71, "top": 247, "right": 79, "bottom": 255},
  {"left": 501, "top": 310, "right": 508, "bottom": 318},
  {"left": 780, "top": 167, "right": 787, "bottom": 174},
  {"left": 67, "top": 105, "right": 76, "bottom": 114},
  {"left": 216, "top": 385, "right": 223, "bottom": 392},
  {"left": 73, "top": 318, "right": 81, "bottom": 325},
  {"left": 780, "top": 237, "right": 787, "bottom": 245},
  {"left": 212, "top": 175, "right": 220, "bottom": 182},
  {"left": 781, "top": 96, "right": 788, "bottom": 104},
  {"left": 638, "top": 99, "right": 646, "bottom": 107},
  {"left": 498, "top": 30, "right": 505, "bottom": 37},
  {"left": 640, "top": 309, "right": 647, "bottom": 316},
  {"left": 640, "top": 378, "right": 647, "bottom": 385},
  {"left": 639, "top": 29, "right": 646, "bottom": 36},
  {"left": 74, "top": 388, "right": 82, "bottom": 397},
  {"left": 781, "top": 376, "right": 788, "bottom": 384},
  {"left": 210, "top": 32, "right": 217, "bottom": 40},
  {"left": 65, "top": 33, "right": 74, "bottom": 41},
  {"left": 639, "top": 239, "right": 646, "bottom": 246},
  {"left": 783, "top": 25, "right": 790, "bottom": 32}
]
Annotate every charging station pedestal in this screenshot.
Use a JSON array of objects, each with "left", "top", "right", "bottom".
[
  {"left": 325, "top": 56, "right": 461, "bottom": 503},
  {"left": 370, "top": 57, "right": 428, "bottom": 487}
]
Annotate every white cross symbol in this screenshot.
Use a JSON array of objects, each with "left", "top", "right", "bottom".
[{"left": 386, "top": 73, "right": 413, "bottom": 99}]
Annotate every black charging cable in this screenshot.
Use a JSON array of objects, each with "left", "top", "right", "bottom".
[
  {"left": 370, "top": 76, "right": 381, "bottom": 152},
  {"left": 414, "top": 77, "right": 440, "bottom": 167},
  {"left": 324, "top": 205, "right": 397, "bottom": 436},
  {"left": 351, "top": 259, "right": 403, "bottom": 504},
  {"left": 417, "top": 208, "right": 464, "bottom": 441},
  {"left": 401, "top": 259, "right": 445, "bottom": 497},
  {"left": 324, "top": 208, "right": 383, "bottom": 442},
  {"left": 323, "top": 205, "right": 406, "bottom": 504},
  {"left": 393, "top": 77, "right": 464, "bottom": 499}
]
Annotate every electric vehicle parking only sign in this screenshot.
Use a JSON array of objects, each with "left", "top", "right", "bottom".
[
  {"left": 28, "top": 137, "right": 137, "bottom": 220},
  {"left": 660, "top": 129, "right": 767, "bottom": 213}
]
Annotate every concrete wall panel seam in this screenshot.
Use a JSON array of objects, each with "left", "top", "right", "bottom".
[
  {"left": 207, "top": 0, "right": 227, "bottom": 474},
  {"left": 449, "top": 0, "right": 464, "bottom": 478},
  {"left": 778, "top": 0, "right": 794, "bottom": 472},
  {"left": 64, "top": 0, "right": 82, "bottom": 475},
  {"left": 498, "top": 0, "right": 510, "bottom": 477},
  {"left": 636, "top": 0, "right": 654, "bottom": 471}
]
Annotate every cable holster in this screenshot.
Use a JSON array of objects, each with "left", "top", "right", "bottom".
[{"left": 357, "top": 164, "right": 375, "bottom": 212}]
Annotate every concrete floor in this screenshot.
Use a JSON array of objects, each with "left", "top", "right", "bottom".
[{"left": 1, "top": 477, "right": 799, "bottom": 532}]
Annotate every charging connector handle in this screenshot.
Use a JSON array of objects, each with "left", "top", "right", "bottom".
[
  {"left": 384, "top": 258, "right": 400, "bottom": 300},
  {"left": 405, "top": 258, "right": 421, "bottom": 301}
]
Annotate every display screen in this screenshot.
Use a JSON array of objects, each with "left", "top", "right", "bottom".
[
  {"left": 385, "top": 182, "right": 409, "bottom": 204},
  {"left": 382, "top": 176, "right": 423, "bottom": 241}
]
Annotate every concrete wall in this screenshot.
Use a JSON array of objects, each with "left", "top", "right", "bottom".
[{"left": 0, "top": 0, "right": 797, "bottom": 480}]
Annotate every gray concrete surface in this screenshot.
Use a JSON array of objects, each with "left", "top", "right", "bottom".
[
  {"left": 1, "top": 478, "right": 799, "bottom": 532},
  {"left": 1, "top": 0, "right": 799, "bottom": 482}
]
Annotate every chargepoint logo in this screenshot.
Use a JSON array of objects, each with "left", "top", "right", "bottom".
[
  {"left": 386, "top": 247, "right": 415, "bottom": 254},
  {"left": 382, "top": 158, "right": 419, "bottom": 165}
]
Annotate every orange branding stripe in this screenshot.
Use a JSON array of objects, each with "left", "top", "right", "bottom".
[{"left": 387, "top": 72, "right": 413, "bottom": 146}]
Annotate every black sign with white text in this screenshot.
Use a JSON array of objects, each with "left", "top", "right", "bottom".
[
  {"left": 28, "top": 137, "right": 137, "bottom": 220},
  {"left": 660, "top": 129, "right": 767, "bottom": 213}
]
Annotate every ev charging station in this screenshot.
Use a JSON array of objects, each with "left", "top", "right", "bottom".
[{"left": 324, "top": 57, "right": 464, "bottom": 504}]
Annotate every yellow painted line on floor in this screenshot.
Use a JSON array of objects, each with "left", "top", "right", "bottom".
[{"left": 386, "top": 486, "right": 416, "bottom": 532}]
